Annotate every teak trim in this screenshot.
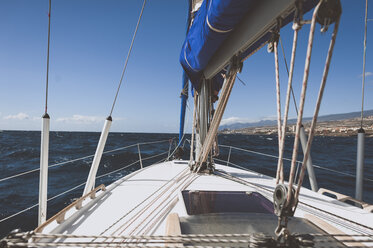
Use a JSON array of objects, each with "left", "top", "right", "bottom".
[{"left": 35, "top": 184, "right": 106, "bottom": 233}]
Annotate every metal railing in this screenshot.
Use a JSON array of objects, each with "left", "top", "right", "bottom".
[
  {"left": 216, "top": 144, "right": 373, "bottom": 183},
  {"left": 0, "top": 139, "right": 175, "bottom": 183},
  {"left": 2, "top": 138, "right": 372, "bottom": 224},
  {"left": 0, "top": 138, "right": 176, "bottom": 224}
]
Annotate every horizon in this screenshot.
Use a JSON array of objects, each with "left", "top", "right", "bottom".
[
  {"left": 2, "top": 108, "right": 372, "bottom": 133},
  {"left": 0, "top": 0, "right": 372, "bottom": 133}
]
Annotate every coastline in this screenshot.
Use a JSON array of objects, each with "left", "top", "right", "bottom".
[{"left": 220, "top": 116, "right": 373, "bottom": 137}]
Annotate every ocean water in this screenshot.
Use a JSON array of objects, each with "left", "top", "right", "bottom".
[{"left": 0, "top": 131, "right": 372, "bottom": 237}]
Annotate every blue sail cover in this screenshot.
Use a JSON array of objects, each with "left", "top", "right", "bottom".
[
  {"left": 180, "top": 0, "right": 318, "bottom": 90},
  {"left": 180, "top": 0, "right": 255, "bottom": 90}
]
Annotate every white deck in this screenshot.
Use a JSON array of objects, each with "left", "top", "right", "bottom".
[{"left": 40, "top": 160, "right": 373, "bottom": 246}]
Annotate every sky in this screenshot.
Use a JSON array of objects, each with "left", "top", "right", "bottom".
[{"left": 0, "top": 0, "right": 372, "bottom": 133}]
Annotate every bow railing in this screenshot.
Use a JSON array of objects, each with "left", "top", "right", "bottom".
[{"left": 0, "top": 138, "right": 177, "bottom": 224}]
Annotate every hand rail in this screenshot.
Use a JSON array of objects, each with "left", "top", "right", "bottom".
[
  {"left": 0, "top": 149, "right": 170, "bottom": 224},
  {"left": 35, "top": 184, "right": 106, "bottom": 233},
  {"left": 0, "top": 138, "right": 175, "bottom": 183}
]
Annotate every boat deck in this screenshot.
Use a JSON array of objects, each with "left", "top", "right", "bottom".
[{"left": 38, "top": 160, "right": 373, "bottom": 246}]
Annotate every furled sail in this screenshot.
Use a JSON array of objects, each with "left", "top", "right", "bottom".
[{"left": 180, "top": 0, "right": 318, "bottom": 90}]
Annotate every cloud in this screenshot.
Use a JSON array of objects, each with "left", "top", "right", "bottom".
[
  {"left": 359, "top": 72, "right": 372, "bottom": 77},
  {"left": 221, "top": 115, "right": 278, "bottom": 126},
  {"left": 56, "top": 115, "right": 104, "bottom": 124},
  {"left": 220, "top": 117, "right": 254, "bottom": 126},
  {"left": 261, "top": 115, "right": 277, "bottom": 121},
  {"left": 4, "top": 112, "right": 30, "bottom": 120}
]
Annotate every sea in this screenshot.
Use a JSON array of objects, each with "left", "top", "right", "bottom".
[{"left": 0, "top": 130, "right": 372, "bottom": 238}]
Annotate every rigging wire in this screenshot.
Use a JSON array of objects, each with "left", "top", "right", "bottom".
[
  {"left": 360, "top": 0, "right": 368, "bottom": 129},
  {"left": 44, "top": 0, "right": 51, "bottom": 114},
  {"left": 236, "top": 75, "right": 247, "bottom": 86},
  {"left": 109, "top": 0, "right": 146, "bottom": 117},
  {"left": 279, "top": 37, "right": 299, "bottom": 116}
]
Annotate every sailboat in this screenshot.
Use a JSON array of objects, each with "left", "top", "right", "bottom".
[{"left": 1, "top": 0, "right": 373, "bottom": 247}]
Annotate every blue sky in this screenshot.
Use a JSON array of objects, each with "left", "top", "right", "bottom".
[{"left": 0, "top": 0, "right": 372, "bottom": 133}]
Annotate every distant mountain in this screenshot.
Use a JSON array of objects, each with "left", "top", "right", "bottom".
[{"left": 219, "top": 109, "right": 373, "bottom": 130}]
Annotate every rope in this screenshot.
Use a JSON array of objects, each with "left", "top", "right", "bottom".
[
  {"left": 180, "top": 80, "right": 189, "bottom": 97},
  {"left": 0, "top": 139, "right": 173, "bottom": 183},
  {"left": 3, "top": 232, "right": 372, "bottom": 248},
  {"left": 287, "top": 2, "right": 322, "bottom": 203},
  {"left": 3, "top": 243, "right": 237, "bottom": 248},
  {"left": 109, "top": 0, "right": 146, "bottom": 116},
  {"left": 4, "top": 238, "right": 373, "bottom": 247},
  {"left": 15, "top": 232, "right": 373, "bottom": 240},
  {"left": 196, "top": 61, "right": 239, "bottom": 171},
  {"left": 2, "top": 163, "right": 372, "bottom": 245},
  {"left": 44, "top": 0, "right": 51, "bottom": 114},
  {"left": 360, "top": 0, "right": 368, "bottom": 129},
  {"left": 279, "top": 37, "right": 299, "bottom": 116},
  {"left": 273, "top": 39, "right": 282, "bottom": 157},
  {"left": 116, "top": 172, "right": 195, "bottom": 238},
  {"left": 215, "top": 170, "right": 373, "bottom": 234},
  {"left": 92, "top": 168, "right": 188, "bottom": 241},
  {"left": 190, "top": 93, "right": 197, "bottom": 162},
  {"left": 276, "top": 24, "right": 301, "bottom": 185},
  {"left": 140, "top": 197, "right": 179, "bottom": 235},
  {"left": 103, "top": 172, "right": 196, "bottom": 246},
  {"left": 295, "top": 16, "right": 341, "bottom": 203},
  {"left": 110, "top": 171, "right": 190, "bottom": 236}
]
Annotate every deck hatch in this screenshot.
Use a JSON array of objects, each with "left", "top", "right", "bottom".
[{"left": 182, "top": 190, "right": 273, "bottom": 215}]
